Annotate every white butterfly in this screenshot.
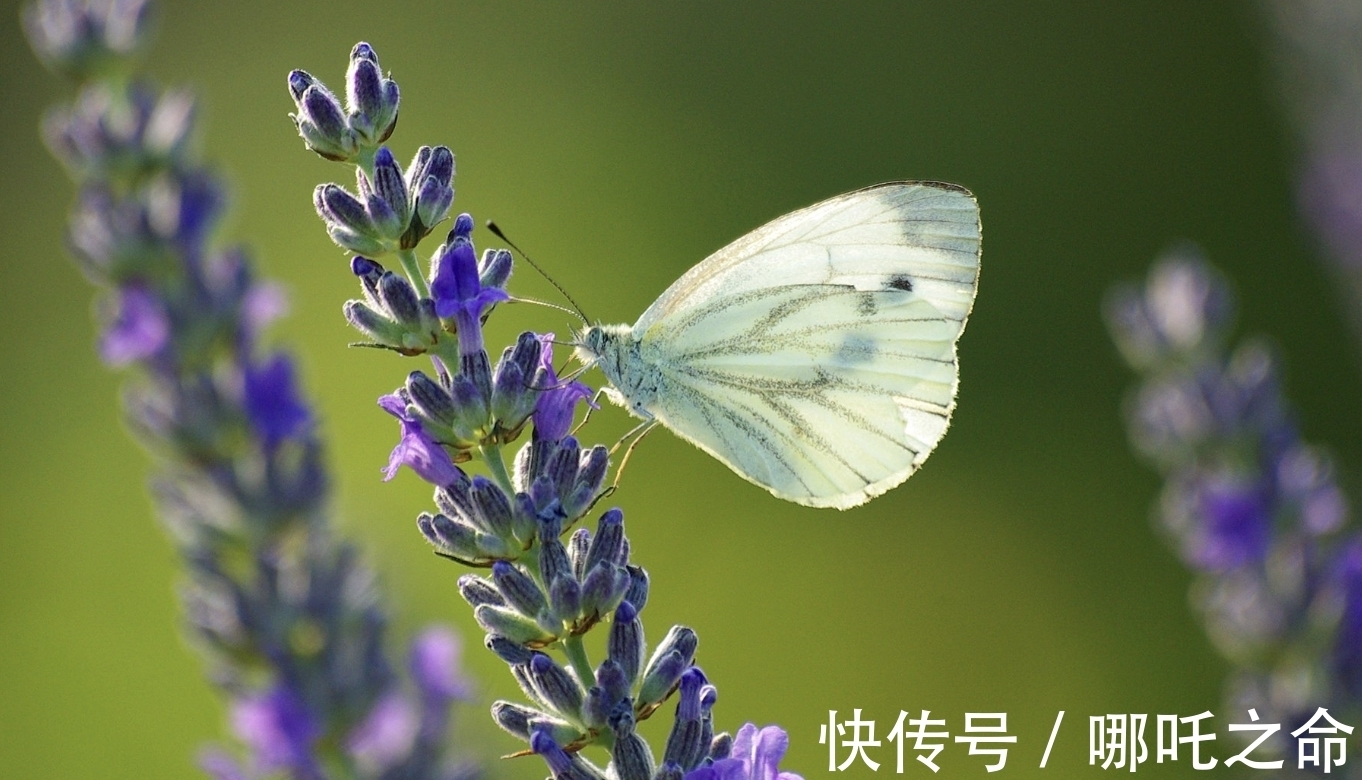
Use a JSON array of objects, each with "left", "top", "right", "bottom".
[{"left": 574, "top": 181, "right": 980, "bottom": 509}]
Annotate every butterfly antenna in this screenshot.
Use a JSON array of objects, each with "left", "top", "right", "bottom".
[
  {"left": 523, "top": 364, "right": 590, "bottom": 392},
  {"left": 487, "top": 220, "right": 590, "bottom": 325},
  {"left": 509, "top": 295, "right": 587, "bottom": 325}
]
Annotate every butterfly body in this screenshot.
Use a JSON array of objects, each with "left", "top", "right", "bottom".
[{"left": 574, "top": 182, "right": 980, "bottom": 510}]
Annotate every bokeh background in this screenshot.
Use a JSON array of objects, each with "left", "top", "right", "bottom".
[{"left": 3, "top": 1, "right": 1361, "bottom": 777}]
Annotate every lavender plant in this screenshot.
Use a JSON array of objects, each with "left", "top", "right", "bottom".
[
  {"left": 24, "top": 2, "right": 472, "bottom": 777},
  {"left": 1106, "top": 249, "right": 1362, "bottom": 767},
  {"left": 288, "top": 43, "right": 803, "bottom": 780}
]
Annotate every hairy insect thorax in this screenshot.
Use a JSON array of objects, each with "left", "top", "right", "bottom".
[{"left": 576, "top": 324, "right": 659, "bottom": 417}]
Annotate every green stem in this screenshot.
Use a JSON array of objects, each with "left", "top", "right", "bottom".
[
  {"left": 397, "top": 248, "right": 430, "bottom": 298},
  {"left": 355, "top": 147, "right": 377, "bottom": 183},
  {"left": 562, "top": 634, "right": 595, "bottom": 689},
  {"left": 480, "top": 442, "right": 516, "bottom": 497}
]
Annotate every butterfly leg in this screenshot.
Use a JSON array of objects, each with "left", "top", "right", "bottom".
[
  {"left": 570, "top": 388, "right": 610, "bottom": 436},
  {"left": 599, "top": 419, "right": 659, "bottom": 500}
]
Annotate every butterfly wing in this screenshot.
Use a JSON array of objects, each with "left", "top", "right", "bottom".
[{"left": 634, "top": 182, "right": 980, "bottom": 509}]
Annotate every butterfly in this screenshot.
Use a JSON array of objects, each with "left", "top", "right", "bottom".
[{"left": 573, "top": 181, "right": 980, "bottom": 509}]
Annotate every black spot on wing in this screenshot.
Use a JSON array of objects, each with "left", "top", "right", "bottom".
[{"left": 887, "top": 274, "right": 914, "bottom": 292}]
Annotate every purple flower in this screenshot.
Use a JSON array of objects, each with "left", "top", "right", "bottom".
[
  {"left": 243, "top": 353, "right": 311, "bottom": 449},
  {"left": 1190, "top": 478, "right": 1274, "bottom": 570},
  {"left": 347, "top": 692, "right": 418, "bottom": 771},
  {"left": 230, "top": 686, "right": 320, "bottom": 775},
  {"left": 241, "top": 282, "right": 289, "bottom": 338},
  {"left": 430, "top": 216, "right": 508, "bottom": 355},
  {"left": 533, "top": 333, "right": 594, "bottom": 442},
  {"left": 379, "top": 392, "right": 461, "bottom": 487},
  {"left": 686, "top": 724, "right": 802, "bottom": 780},
  {"left": 197, "top": 749, "right": 248, "bottom": 780},
  {"left": 99, "top": 284, "right": 169, "bottom": 366},
  {"left": 410, "top": 625, "right": 471, "bottom": 701}
]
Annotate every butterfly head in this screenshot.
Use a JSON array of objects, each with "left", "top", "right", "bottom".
[{"left": 571, "top": 325, "right": 601, "bottom": 367}]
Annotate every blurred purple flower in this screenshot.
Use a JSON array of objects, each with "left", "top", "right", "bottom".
[
  {"left": 197, "top": 749, "right": 249, "bottom": 780},
  {"left": 1191, "top": 479, "right": 1274, "bottom": 570},
  {"left": 411, "top": 626, "right": 471, "bottom": 701},
  {"left": 379, "top": 392, "right": 461, "bottom": 486},
  {"left": 230, "top": 686, "right": 320, "bottom": 775},
  {"left": 533, "top": 333, "right": 593, "bottom": 442},
  {"left": 686, "top": 724, "right": 802, "bottom": 780},
  {"left": 243, "top": 353, "right": 311, "bottom": 449},
  {"left": 347, "top": 692, "right": 418, "bottom": 771},
  {"left": 241, "top": 282, "right": 289, "bottom": 337},
  {"left": 99, "top": 284, "right": 168, "bottom": 365}
]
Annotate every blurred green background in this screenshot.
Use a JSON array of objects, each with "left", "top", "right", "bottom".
[{"left": 3, "top": 1, "right": 1361, "bottom": 777}]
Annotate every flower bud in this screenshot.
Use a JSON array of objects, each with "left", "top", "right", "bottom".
[
  {"left": 406, "top": 370, "right": 456, "bottom": 429},
  {"left": 638, "top": 627, "right": 697, "bottom": 707},
  {"left": 289, "top": 74, "right": 355, "bottom": 162},
  {"left": 485, "top": 634, "right": 535, "bottom": 665},
  {"left": 346, "top": 43, "right": 399, "bottom": 145},
  {"left": 586, "top": 508, "right": 626, "bottom": 572},
  {"left": 480, "top": 248, "right": 513, "bottom": 290},
  {"left": 580, "top": 562, "right": 629, "bottom": 619},
  {"left": 315, "top": 183, "right": 383, "bottom": 254},
  {"left": 623, "top": 565, "right": 650, "bottom": 613},
  {"left": 351, "top": 255, "right": 385, "bottom": 298},
  {"left": 548, "top": 574, "right": 582, "bottom": 624},
  {"left": 709, "top": 732, "right": 733, "bottom": 762},
  {"left": 492, "top": 561, "right": 548, "bottom": 618},
  {"left": 612, "top": 721, "right": 655, "bottom": 780},
  {"left": 546, "top": 437, "right": 582, "bottom": 497},
  {"left": 565, "top": 446, "right": 610, "bottom": 519},
  {"left": 343, "top": 300, "right": 403, "bottom": 347},
  {"left": 662, "top": 668, "right": 709, "bottom": 769},
  {"left": 607, "top": 601, "right": 644, "bottom": 686},
  {"left": 369, "top": 146, "right": 410, "bottom": 239},
  {"left": 492, "top": 699, "right": 547, "bottom": 740},
  {"left": 595, "top": 658, "right": 631, "bottom": 708},
  {"left": 538, "top": 514, "right": 574, "bottom": 586},
  {"left": 475, "top": 605, "right": 555, "bottom": 647},
  {"left": 569, "top": 528, "right": 592, "bottom": 580},
  {"left": 530, "top": 652, "right": 584, "bottom": 721},
  {"left": 376, "top": 272, "right": 422, "bottom": 328},
  {"left": 531, "top": 730, "right": 603, "bottom": 780},
  {"left": 457, "top": 575, "right": 504, "bottom": 608},
  {"left": 408, "top": 146, "right": 455, "bottom": 243}
]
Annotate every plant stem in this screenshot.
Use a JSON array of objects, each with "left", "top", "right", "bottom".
[
  {"left": 562, "top": 634, "right": 595, "bottom": 691},
  {"left": 398, "top": 248, "right": 430, "bottom": 298},
  {"left": 480, "top": 442, "right": 516, "bottom": 497}
]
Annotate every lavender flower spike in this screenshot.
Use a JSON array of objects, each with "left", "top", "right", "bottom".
[
  {"left": 1108, "top": 247, "right": 1362, "bottom": 750},
  {"left": 295, "top": 40, "right": 805, "bottom": 780},
  {"left": 28, "top": 5, "right": 472, "bottom": 775}
]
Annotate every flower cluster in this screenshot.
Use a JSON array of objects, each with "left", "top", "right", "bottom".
[
  {"left": 1106, "top": 248, "right": 1362, "bottom": 758},
  {"left": 26, "top": 2, "right": 470, "bottom": 778},
  {"left": 291, "top": 43, "right": 802, "bottom": 780}
]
